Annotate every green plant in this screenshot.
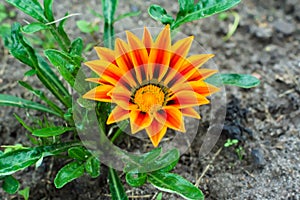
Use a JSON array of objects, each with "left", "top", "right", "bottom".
[
  {"left": 0, "top": 0, "right": 259, "bottom": 199},
  {"left": 224, "top": 139, "right": 245, "bottom": 160}
]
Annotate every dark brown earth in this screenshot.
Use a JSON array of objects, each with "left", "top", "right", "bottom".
[{"left": 1, "top": 0, "right": 300, "bottom": 199}]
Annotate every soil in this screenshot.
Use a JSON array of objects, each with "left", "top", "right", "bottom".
[{"left": 1, "top": 0, "right": 300, "bottom": 199}]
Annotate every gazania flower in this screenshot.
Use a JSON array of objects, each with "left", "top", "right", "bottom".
[{"left": 83, "top": 25, "right": 219, "bottom": 147}]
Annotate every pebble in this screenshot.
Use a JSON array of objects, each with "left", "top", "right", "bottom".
[
  {"left": 273, "top": 19, "right": 295, "bottom": 35},
  {"left": 251, "top": 148, "right": 267, "bottom": 168},
  {"left": 253, "top": 26, "right": 273, "bottom": 39}
]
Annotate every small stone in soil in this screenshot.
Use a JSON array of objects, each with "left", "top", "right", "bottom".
[
  {"left": 251, "top": 148, "right": 266, "bottom": 168},
  {"left": 253, "top": 26, "right": 273, "bottom": 39},
  {"left": 273, "top": 19, "right": 295, "bottom": 35}
]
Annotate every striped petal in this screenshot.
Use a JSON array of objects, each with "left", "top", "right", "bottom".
[
  {"left": 83, "top": 85, "right": 113, "bottom": 102},
  {"left": 146, "top": 119, "right": 167, "bottom": 147},
  {"left": 94, "top": 47, "right": 116, "bottom": 64},
  {"left": 130, "top": 110, "right": 153, "bottom": 134},
  {"left": 167, "top": 91, "right": 210, "bottom": 108},
  {"left": 107, "top": 106, "right": 130, "bottom": 125},
  {"left": 142, "top": 27, "right": 153, "bottom": 54},
  {"left": 181, "top": 107, "right": 200, "bottom": 119},
  {"left": 85, "top": 60, "right": 123, "bottom": 85},
  {"left": 111, "top": 87, "right": 134, "bottom": 110},
  {"left": 126, "top": 31, "right": 148, "bottom": 83},
  {"left": 154, "top": 106, "right": 185, "bottom": 132}
]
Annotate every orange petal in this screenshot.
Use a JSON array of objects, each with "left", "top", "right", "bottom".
[
  {"left": 154, "top": 106, "right": 185, "bottom": 132},
  {"left": 142, "top": 27, "right": 153, "bottom": 54},
  {"left": 148, "top": 25, "right": 171, "bottom": 80},
  {"left": 82, "top": 85, "right": 113, "bottom": 102},
  {"left": 189, "top": 81, "right": 220, "bottom": 96},
  {"left": 107, "top": 106, "right": 130, "bottom": 125},
  {"left": 115, "top": 38, "right": 140, "bottom": 84},
  {"left": 171, "top": 36, "right": 194, "bottom": 60},
  {"left": 185, "top": 54, "right": 214, "bottom": 69},
  {"left": 126, "top": 31, "right": 148, "bottom": 83},
  {"left": 130, "top": 110, "right": 152, "bottom": 134},
  {"left": 181, "top": 107, "right": 201, "bottom": 119},
  {"left": 188, "top": 68, "right": 218, "bottom": 82},
  {"left": 85, "top": 60, "right": 123, "bottom": 85},
  {"left": 146, "top": 119, "right": 167, "bottom": 147},
  {"left": 85, "top": 77, "right": 111, "bottom": 85},
  {"left": 110, "top": 87, "right": 133, "bottom": 110},
  {"left": 167, "top": 91, "right": 210, "bottom": 108},
  {"left": 94, "top": 47, "right": 116, "bottom": 63}
]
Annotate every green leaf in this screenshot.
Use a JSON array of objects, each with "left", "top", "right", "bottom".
[
  {"left": 44, "top": 0, "right": 54, "bottom": 22},
  {"left": 125, "top": 172, "right": 147, "bottom": 187},
  {"left": 14, "top": 114, "right": 33, "bottom": 132},
  {"left": 102, "top": 0, "right": 118, "bottom": 49},
  {"left": 5, "top": 0, "right": 47, "bottom": 22},
  {"left": 177, "top": 0, "right": 195, "bottom": 19},
  {"left": 156, "top": 192, "right": 163, "bottom": 200},
  {"left": 155, "top": 149, "right": 179, "bottom": 172},
  {"left": 205, "top": 73, "right": 260, "bottom": 88},
  {"left": 18, "top": 187, "right": 30, "bottom": 200},
  {"left": 22, "top": 22, "right": 49, "bottom": 33},
  {"left": 0, "top": 94, "right": 61, "bottom": 117},
  {"left": 148, "top": 172, "right": 204, "bottom": 200},
  {"left": 2, "top": 175, "right": 20, "bottom": 194},
  {"left": 32, "top": 126, "right": 75, "bottom": 137},
  {"left": 102, "top": 0, "right": 118, "bottom": 24},
  {"left": 18, "top": 81, "right": 64, "bottom": 116},
  {"left": 172, "top": 0, "right": 241, "bottom": 29},
  {"left": 57, "top": 13, "right": 71, "bottom": 47},
  {"left": 108, "top": 168, "right": 128, "bottom": 200},
  {"left": 54, "top": 161, "right": 85, "bottom": 189},
  {"left": 148, "top": 4, "right": 175, "bottom": 25},
  {"left": 85, "top": 156, "right": 101, "bottom": 178},
  {"left": 68, "top": 146, "right": 90, "bottom": 161},
  {"left": 44, "top": 49, "right": 79, "bottom": 87},
  {"left": 76, "top": 20, "right": 99, "bottom": 33},
  {"left": 0, "top": 141, "right": 81, "bottom": 176},
  {"left": 70, "top": 38, "right": 83, "bottom": 57},
  {"left": 4, "top": 23, "right": 71, "bottom": 108},
  {"left": 0, "top": 23, "right": 11, "bottom": 38},
  {"left": 114, "top": 11, "right": 141, "bottom": 22},
  {"left": 24, "top": 69, "right": 36, "bottom": 76}
]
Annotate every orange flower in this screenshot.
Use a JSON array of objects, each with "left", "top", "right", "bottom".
[{"left": 83, "top": 25, "right": 219, "bottom": 147}]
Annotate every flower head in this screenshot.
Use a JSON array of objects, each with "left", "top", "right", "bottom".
[{"left": 83, "top": 25, "right": 219, "bottom": 147}]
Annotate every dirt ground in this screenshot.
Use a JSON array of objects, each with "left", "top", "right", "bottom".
[{"left": 1, "top": 0, "right": 300, "bottom": 199}]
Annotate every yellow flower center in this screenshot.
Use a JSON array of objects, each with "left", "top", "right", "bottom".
[{"left": 134, "top": 84, "right": 165, "bottom": 113}]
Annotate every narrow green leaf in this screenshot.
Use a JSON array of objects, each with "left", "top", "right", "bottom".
[
  {"left": 54, "top": 161, "right": 85, "bottom": 189},
  {"left": 102, "top": 0, "right": 118, "bottom": 24},
  {"left": 148, "top": 4, "right": 175, "bottom": 25},
  {"left": 14, "top": 114, "right": 33, "bottom": 132},
  {"left": 44, "top": 49, "right": 78, "bottom": 87},
  {"left": 18, "top": 187, "right": 30, "bottom": 200},
  {"left": 57, "top": 13, "right": 71, "bottom": 47},
  {"left": 155, "top": 149, "right": 179, "bottom": 172},
  {"left": 76, "top": 20, "right": 99, "bottom": 33},
  {"left": 5, "top": 0, "right": 47, "bottom": 22},
  {"left": 114, "top": 11, "right": 141, "bottom": 22},
  {"left": 70, "top": 38, "right": 83, "bottom": 57},
  {"left": 102, "top": 0, "right": 117, "bottom": 49},
  {"left": 108, "top": 168, "right": 128, "bottom": 200},
  {"left": 0, "top": 94, "right": 61, "bottom": 117},
  {"left": 205, "top": 73, "right": 260, "bottom": 88},
  {"left": 148, "top": 172, "right": 204, "bottom": 200},
  {"left": 125, "top": 172, "right": 147, "bottom": 187},
  {"left": 172, "top": 0, "right": 241, "bottom": 29},
  {"left": 32, "top": 126, "right": 75, "bottom": 137},
  {"left": 24, "top": 69, "right": 36, "bottom": 76},
  {"left": 0, "top": 23, "right": 11, "bottom": 38},
  {"left": 18, "top": 81, "right": 64, "bottom": 116},
  {"left": 4, "top": 23, "right": 71, "bottom": 108},
  {"left": 0, "top": 142, "right": 81, "bottom": 176},
  {"left": 85, "top": 156, "right": 101, "bottom": 178},
  {"left": 22, "top": 22, "right": 49, "bottom": 33},
  {"left": 68, "top": 146, "right": 90, "bottom": 161},
  {"left": 2, "top": 175, "right": 20, "bottom": 194},
  {"left": 44, "top": 0, "right": 54, "bottom": 22}
]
